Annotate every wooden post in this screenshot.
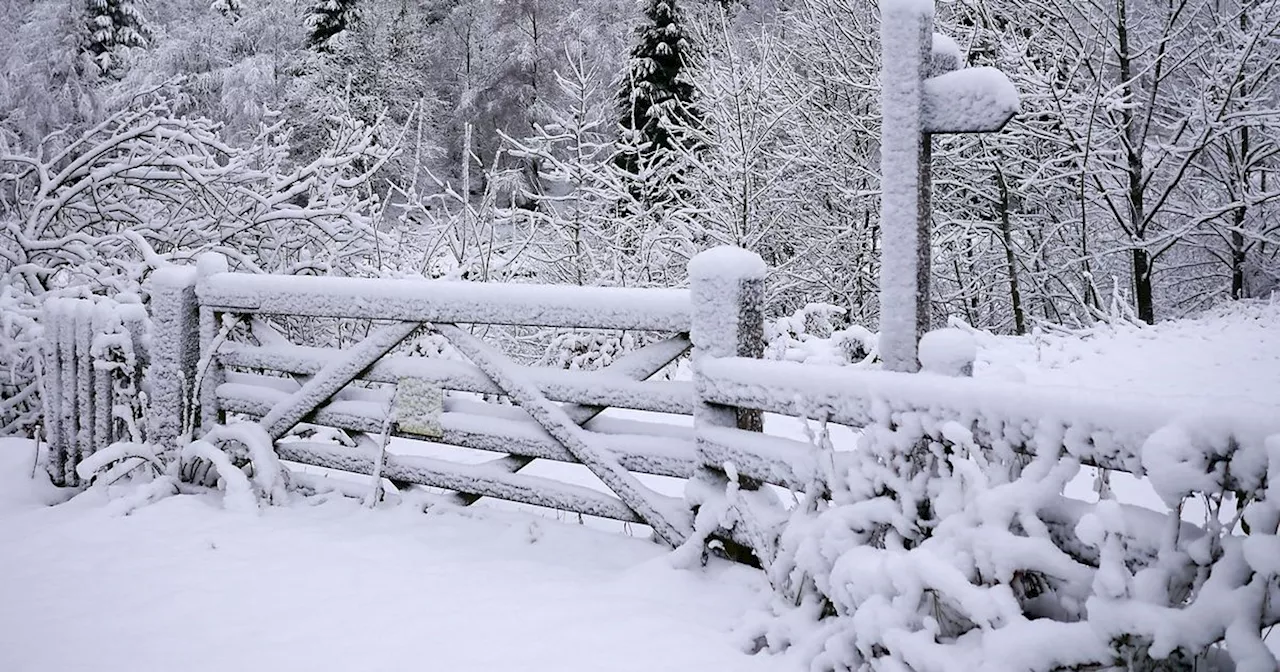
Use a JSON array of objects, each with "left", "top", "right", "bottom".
[
  {"left": 195, "top": 253, "right": 230, "bottom": 435},
  {"left": 146, "top": 267, "right": 200, "bottom": 451},
  {"left": 39, "top": 299, "right": 67, "bottom": 486},
  {"left": 878, "top": 0, "right": 933, "bottom": 373},
  {"left": 689, "top": 247, "right": 768, "bottom": 563},
  {"left": 689, "top": 246, "right": 766, "bottom": 436},
  {"left": 878, "top": 1, "right": 1018, "bottom": 372}
]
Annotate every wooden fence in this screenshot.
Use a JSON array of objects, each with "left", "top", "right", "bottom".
[
  {"left": 93, "top": 247, "right": 785, "bottom": 549},
  {"left": 40, "top": 247, "right": 1280, "bottom": 566},
  {"left": 39, "top": 297, "right": 148, "bottom": 488}
]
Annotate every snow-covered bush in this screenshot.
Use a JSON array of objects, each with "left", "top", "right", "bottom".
[
  {"left": 766, "top": 303, "right": 876, "bottom": 367},
  {"left": 745, "top": 409, "right": 1280, "bottom": 671},
  {"left": 1, "top": 85, "right": 393, "bottom": 437}
]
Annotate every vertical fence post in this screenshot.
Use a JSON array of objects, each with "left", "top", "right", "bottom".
[
  {"left": 196, "top": 253, "right": 229, "bottom": 434},
  {"left": 146, "top": 267, "right": 200, "bottom": 451},
  {"left": 40, "top": 300, "right": 68, "bottom": 486},
  {"left": 91, "top": 301, "right": 115, "bottom": 463},
  {"left": 690, "top": 246, "right": 767, "bottom": 435},
  {"left": 688, "top": 247, "right": 767, "bottom": 560}
]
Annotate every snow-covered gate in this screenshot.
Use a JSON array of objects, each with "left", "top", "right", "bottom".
[{"left": 131, "top": 248, "right": 798, "bottom": 550}]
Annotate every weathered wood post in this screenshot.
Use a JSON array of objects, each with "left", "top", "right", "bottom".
[
  {"left": 146, "top": 267, "right": 200, "bottom": 450},
  {"left": 689, "top": 246, "right": 767, "bottom": 562},
  {"left": 195, "top": 252, "right": 229, "bottom": 434},
  {"left": 690, "top": 246, "right": 766, "bottom": 435},
  {"left": 40, "top": 299, "right": 78, "bottom": 486},
  {"left": 878, "top": 0, "right": 1018, "bottom": 372}
]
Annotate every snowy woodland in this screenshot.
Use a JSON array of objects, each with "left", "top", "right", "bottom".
[{"left": 3, "top": 0, "right": 1280, "bottom": 671}]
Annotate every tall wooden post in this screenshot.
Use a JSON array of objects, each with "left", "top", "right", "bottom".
[
  {"left": 877, "top": 0, "right": 1018, "bottom": 372},
  {"left": 146, "top": 267, "right": 200, "bottom": 450},
  {"left": 879, "top": 0, "right": 934, "bottom": 373}
]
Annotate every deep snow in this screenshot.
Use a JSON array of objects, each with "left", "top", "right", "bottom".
[{"left": 0, "top": 440, "right": 796, "bottom": 672}]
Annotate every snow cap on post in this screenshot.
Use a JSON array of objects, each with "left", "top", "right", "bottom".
[
  {"left": 918, "top": 328, "right": 976, "bottom": 377},
  {"left": 688, "top": 245, "right": 767, "bottom": 284},
  {"left": 196, "top": 251, "right": 229, "bottom": 279}
]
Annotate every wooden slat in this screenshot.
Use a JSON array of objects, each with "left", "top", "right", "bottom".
[
  {"left": 258, "top": 322, "right": 420, "bottom": 440},
  {"left": 217, "top": 343, "right": 693, "bottom": 415},
  {"left": 198, "top": 273, "right": 692, "bottom": 331},
  {"left": 696, "top": 426, "right": 820, "bottom": 490},
  {"left": 217, "top": 383, "right": 701, "bottom": 479},
  {"left": 435, "top": 323, "right": 692, "bottom": 546},
  {"left": 454, "top": 334, "right": 689, "bottom": 504},
  {"left": 277, "top": 441, "right": 648, "bottom": 522}
]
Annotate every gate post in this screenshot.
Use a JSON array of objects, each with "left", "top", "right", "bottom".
[
  {"left": 689, "top": 246, "right": 766, "bottom": 434},
  {"left": 688, "top": 247, "right": 767, "bottom": 562},
  {"left": 146, "top": 266, "right": 200, "bottom": 451}
]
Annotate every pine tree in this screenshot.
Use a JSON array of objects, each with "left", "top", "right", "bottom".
[
  {"left": 307, "top": 0, "right": 359, "bottom": 53},
  {"left": 615, "top": 0, "right": 698, "bottom": 190},
  {"left": 83, "top": 0, "right": 151, "bottom": 71}
]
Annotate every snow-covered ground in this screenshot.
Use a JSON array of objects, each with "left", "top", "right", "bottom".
[
  {"left": 0, "top": 438, "right": 794, "bottom": 672},
  {"left": 2, "top": 300, "right": 1277, "bottom": 671}
]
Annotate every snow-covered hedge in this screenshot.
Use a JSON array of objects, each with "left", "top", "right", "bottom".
[{"left": 741, "top": 381, "right": 1280, "bottom": 671}]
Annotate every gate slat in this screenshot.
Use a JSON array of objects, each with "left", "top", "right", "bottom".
[
  {"left": 435, "top": 324, "right": 692, "bottom": 546},
  {"left": 217, "top": 382, "right": 702, "bottom": 479},
  {"left": 458, "top": 334, "right": 689, "bottom": 505},
  {"left": 276, "top": 441, "right": 648, "bottom": 523},
  {"left": 258, "top": 321, "right": 420, "bottom": 440}
]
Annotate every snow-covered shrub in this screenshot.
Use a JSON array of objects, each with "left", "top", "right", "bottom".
[
  {"left": 766, "top": 304, "right": 876, "bottom": 367},
  {"left": 0, "top": 285, "right": 41, "bottom": 435},
  {"left": 1, "top": 85, "right": 393, "bottom": 437},
  {"left": 745, "top": 411, "right": 1280, "bottom": 672},
  {"left": 539, "top": 330, "right": 639, "bottom": 371}
]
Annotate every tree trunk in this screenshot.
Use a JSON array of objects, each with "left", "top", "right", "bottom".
[
  {"left": 1132, "top": 246, "right": 1154, "bottom": 323},
  {"left": 995, "top": 165, "right": 1025, "bottom": 334},
  {"left": 1116, "top": 0, "right": 1153, "bottom": 323}
]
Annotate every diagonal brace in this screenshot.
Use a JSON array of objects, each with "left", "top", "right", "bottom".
[
  {"left": 434, "top": 323, "right": 692, "bottom": 547},
  {"left": 259, "top": 321, "right": 420, "bottom": 441}
]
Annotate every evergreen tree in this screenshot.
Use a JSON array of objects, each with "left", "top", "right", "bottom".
[
  {"left": 84, "top": 0, "right": 152, "bottom": 72},
  {"left": 307, "top": 0, "right": 359, "bottom": 52},
  {"left": 615, "top": 0, "right": 698, "bottom": 189}
]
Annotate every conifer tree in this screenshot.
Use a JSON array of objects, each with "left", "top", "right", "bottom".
[
  {"left": 83, "top": 0, "right": 151, "bottom": 71},
  {"left": 615, "top": 0, "right": 698, "bottom": 188},
  {"left": 307, "top": 0, "right": 359, "bottom": 53}
]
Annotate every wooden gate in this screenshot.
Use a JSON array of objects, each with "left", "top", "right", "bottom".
[{"left": 132, "top": 249, "right": 810, "bottom": 550}]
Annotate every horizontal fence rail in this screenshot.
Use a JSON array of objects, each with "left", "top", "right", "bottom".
[
  {"left": 198, "top": 272, "right": 693, "bottom": 331},
  {"left": 698, "top": 355, "right": 1280, "bottom": 488}
]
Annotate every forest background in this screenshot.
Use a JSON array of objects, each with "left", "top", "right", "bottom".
[{"left": 2, "top": 0, "right": 1279, "bottom": 434}]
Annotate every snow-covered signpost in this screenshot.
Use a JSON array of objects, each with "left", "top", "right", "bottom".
[{"left": 877, "top": 0, "right": 1019, "bottom": 372}]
